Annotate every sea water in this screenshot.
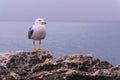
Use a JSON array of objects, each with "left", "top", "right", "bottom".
[{"left": 0, "top": 21, "right": 120, "bottom": 65}]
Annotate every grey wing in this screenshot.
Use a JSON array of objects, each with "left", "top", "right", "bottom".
[{"left": 28, "top": 27, "right": 34, "bottom": 39}]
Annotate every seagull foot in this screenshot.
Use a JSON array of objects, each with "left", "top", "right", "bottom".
[
  {"left": 32, "top": 49, "right": 47, "bottom": 53},
  {"left": 36, "top": 49, "right": 47, "bottom": 53},
  {"left": 32, "top": 49, "right": 38, "bottom": 53}
]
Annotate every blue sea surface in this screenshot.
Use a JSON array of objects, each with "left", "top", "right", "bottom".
[{"left": 0, "top": 21, "right": 120, "bottom": 65}]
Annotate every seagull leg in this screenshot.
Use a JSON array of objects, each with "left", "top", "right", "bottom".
[
  {"left": 39, "top": 40, "right": 41, "bottom": 50},
  {"left": 37, "top": 40, "right": 42, "bottom": 52},
  {"left": 33, "top": 40, "right": 35, "bottom": 49},
  {"left": 32, "top": 40, "right": 38, "bottom": 52},
  {"left": 37, "top": 40, "right": 46, "bottom": 53}
]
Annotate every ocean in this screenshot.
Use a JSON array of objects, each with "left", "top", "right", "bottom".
[{"left": 0, "top": 21, "right": 120, "bottom": 65}]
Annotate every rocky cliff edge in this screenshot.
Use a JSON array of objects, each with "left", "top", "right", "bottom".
[{"left": 0, "top": 51, "right": 119, "bottom": 80}]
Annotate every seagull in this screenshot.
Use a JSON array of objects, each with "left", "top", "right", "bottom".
[{"left": 28, "top": 18, "right": 47, "bottom": 52}]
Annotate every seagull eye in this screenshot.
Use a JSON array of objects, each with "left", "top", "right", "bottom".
[{"left": 38, "top": 20, "right": 41, "bottom": 22}]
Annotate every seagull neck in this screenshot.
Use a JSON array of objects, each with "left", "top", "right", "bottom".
[
  {"left": 35, "top": 23, "right": 45, "bottom": 26},
  {"left": 34, "top": 24, "right": 45, "bottom": 28}
]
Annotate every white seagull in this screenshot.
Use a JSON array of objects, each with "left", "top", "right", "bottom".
[{"left": 28, "top": 18, "right": 47, "bottom": 52}]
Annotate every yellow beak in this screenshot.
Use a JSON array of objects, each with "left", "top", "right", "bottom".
[{"left": 41, "top": 22, "right": 47, "bottom": 24}]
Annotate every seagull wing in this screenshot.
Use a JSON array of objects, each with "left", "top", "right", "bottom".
[{"left": 28, "top": 27, "right": 34, "bottom": 39}]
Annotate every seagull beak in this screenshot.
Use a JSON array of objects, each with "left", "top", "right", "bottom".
[{"left": 41, "top": 22, "right": 47, "bottom": 24}]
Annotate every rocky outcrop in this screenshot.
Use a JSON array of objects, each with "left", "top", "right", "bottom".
[{"left": 0, "top": 51, "right": 119, "bottom": 80}]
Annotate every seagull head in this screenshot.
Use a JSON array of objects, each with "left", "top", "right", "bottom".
[{"left": 35, "top": 18, "right": 47, "bottom": 25}]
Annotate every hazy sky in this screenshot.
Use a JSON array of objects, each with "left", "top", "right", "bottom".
[{"left": 0, "top": 0, "right": 120, "bottom": 21}]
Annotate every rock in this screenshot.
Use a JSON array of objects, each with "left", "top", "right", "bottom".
[
  {"left": 0, "top": 66, "right": 8, "bottom": 75},
  {"left": 0, "top": 51, "right": 119, "bottom": 80},
  {"left": 7, "top": 72, "right": 20, "bottom": 80}
]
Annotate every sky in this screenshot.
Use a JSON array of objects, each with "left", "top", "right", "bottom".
[{"left": 0, "top": 0, "right": 120, "bottom": 21}]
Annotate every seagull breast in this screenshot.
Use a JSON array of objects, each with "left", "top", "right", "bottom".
[{"left": 31, "top": 25, "right": 46, "bottom": 40}]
